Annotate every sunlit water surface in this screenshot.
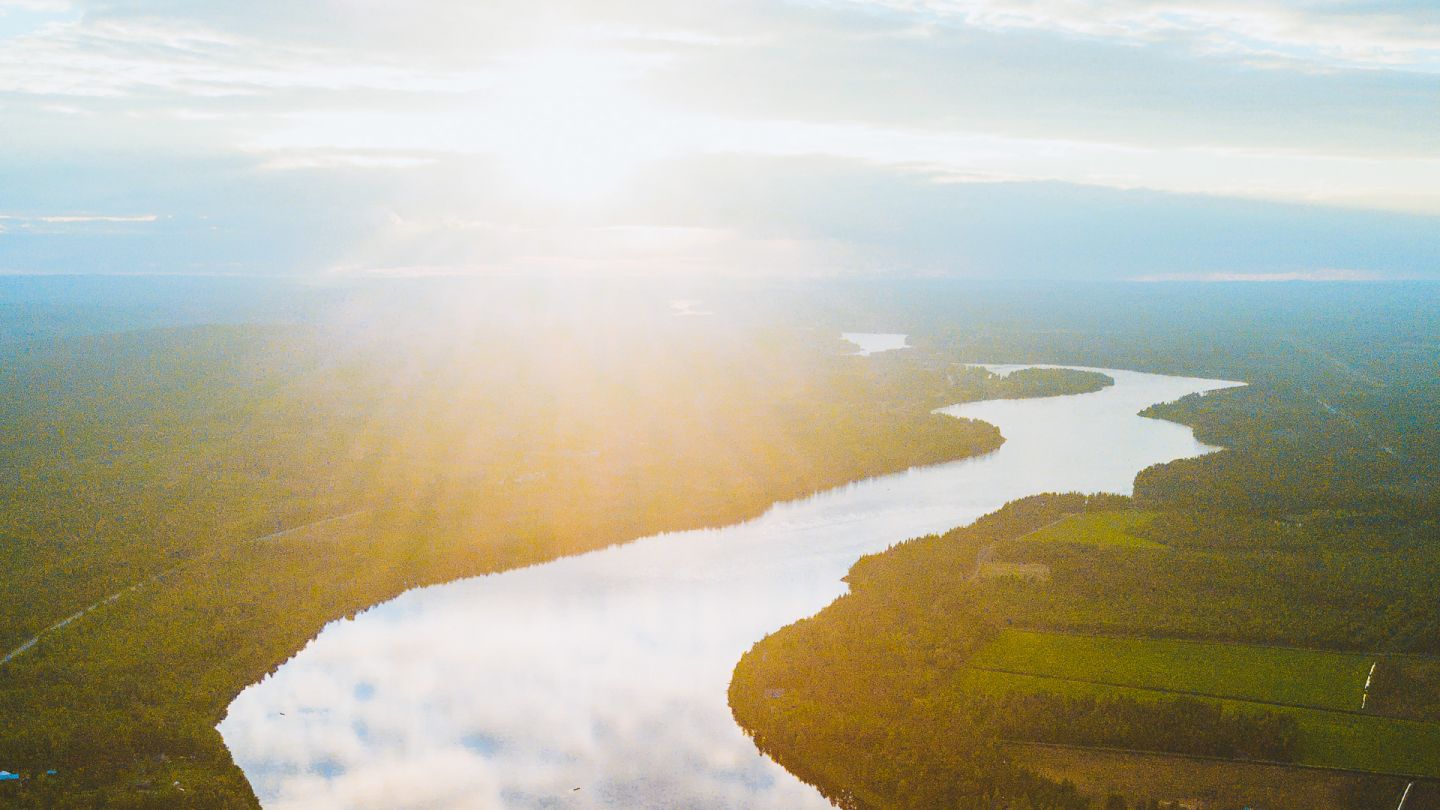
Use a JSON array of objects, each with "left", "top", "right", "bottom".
[
  {"left": 841, "top": 332, "right": 908, "bottom": 355},
  {"left": 221, "top": 365, "right": 1242, "bottom": 809}
]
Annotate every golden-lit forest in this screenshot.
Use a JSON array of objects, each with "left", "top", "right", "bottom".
[{"left": 0, "top": 282, "right": 1116, "bottom": 806}]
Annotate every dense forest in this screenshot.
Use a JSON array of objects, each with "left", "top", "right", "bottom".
[
  {"left": 0, "top": 282, "right": 1112, "bottom": 807},
  {"left": 730, "top": 283, "right": 1440, "bottom": 809}
]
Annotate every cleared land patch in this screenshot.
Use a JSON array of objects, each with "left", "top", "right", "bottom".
[
  {"left": 1018, "top": 510, "right": 1164, "bottom": 550},
  {"left": 964, "top": 630, "right": 1440, "bottom": 776},
  {"left": 970, "top": 629, "right": 1371, "bottom": 711},
  {"left": 1369, "top": 656, "right": 1440, "bottom": 722},
  {"left": 1006, "top": 742, "right": 1410, "bottom": 810}
]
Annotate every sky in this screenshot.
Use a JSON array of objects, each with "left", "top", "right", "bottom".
[{"left": 0, "top": 0, "right": 1437, "bottom": 280}]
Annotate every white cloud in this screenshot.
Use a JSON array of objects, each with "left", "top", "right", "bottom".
[
  {"left": 0, "top": 17, "right": 482, "bottom": 99},
  {"left": 1133, "top": 269, "right": 1394, "bottom": 282},
  {"left": 257, "top": 152, "right": 439, "bottom": 171},
  {"left": 687, "top": 120, "right": 1440, "bottom": 214},
  {"left": 1, "top": 0, "right": 1436, "bottom": 277},
  {"left": 849, "top": 0, "right": 1440, "bottom": 71},
  {"left": 0, "top": 213, "right": 159, "bottom": 223},
  {"left": 0, "top": 1, "right": 72, "bottom": 12}
]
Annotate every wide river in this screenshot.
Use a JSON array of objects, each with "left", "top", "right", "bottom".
[{"left": 220, "top": 358, "right": 1241, "bottom": 809}]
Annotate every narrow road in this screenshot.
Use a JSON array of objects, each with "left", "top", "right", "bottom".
[
  {"left": 1305, "top": 387, "right": 1406, "bottom": 465},
  {"left": 1007, "top": 740, "right": 1434, "bottom": 781},
  {"left": 1282, "top": 336, "right": 1387, "bottom": 389},
  {"left": 1, "top": 511, "right": 368, "bottom": 667}
]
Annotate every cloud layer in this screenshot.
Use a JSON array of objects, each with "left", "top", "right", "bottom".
[{"left": 1, "top": 0, "right": 1437, "bottom": 278}]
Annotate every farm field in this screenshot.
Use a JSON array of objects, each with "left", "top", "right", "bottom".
[
  {"left": 1005, "top": 743, "right": 1415, "bottom": 810},
  {"left": 1018, "top": 510, "right": 1163, "bottom": 550},
  {"left": 963, "top": 630, "right": 1440, "bottom": 776},
  {"left": 970, "top": 629, "right": 1372, "bottom": 711},
  {"left": 1370, "top": 656, "right": 1440, "bottom": 722}
]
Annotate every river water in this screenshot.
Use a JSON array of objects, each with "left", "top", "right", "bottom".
[
  {"left": 841, "top": 332, "right": 908, "bottom": 356},
  {"left": 219, "top": 363, "right": 1241, "bottom": 809}
]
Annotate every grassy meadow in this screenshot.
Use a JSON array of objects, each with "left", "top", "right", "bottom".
[
  {"left": 1018, "top": 511, "right": 1164, "bottom": 550},
  {"left": 962, "top": 630, "right": 1440, "bottom": 776},
  {"left": 969, "top": 629, "right": 1372, "bottom": 711},
  {"left": 1006, "top": 743, "right": 1411, "bottom": 810}
]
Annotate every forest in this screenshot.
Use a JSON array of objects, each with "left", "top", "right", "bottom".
[
  {"left": 729, "top": 282, "right": 1440, "bottom": 809},
  {"left": 0, "top": 283, "right": 1112, "bottom": 807}
]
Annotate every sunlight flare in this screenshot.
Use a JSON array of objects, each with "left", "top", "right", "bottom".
[{"left": 479, "top": 47, "right": 674, "bottom": 203}]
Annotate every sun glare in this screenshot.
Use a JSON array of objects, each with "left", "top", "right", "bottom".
[{"left": 481, "top": 48, "right": 673, "bottom": 204}]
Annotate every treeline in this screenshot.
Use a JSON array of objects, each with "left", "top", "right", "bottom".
[
  {"left": 1134, "top": 390, "right": 1421, "bottom": 517},
  {"left": 968, "top": 367, "right": 1114, "bottom": 401}
]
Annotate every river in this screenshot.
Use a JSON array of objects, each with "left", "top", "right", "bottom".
[
  {"left": 219, "top": 361, "right": 1241, "bottom": 809},
  {"left": 841, "top": 332, "right": 908, "bottom": 356}
]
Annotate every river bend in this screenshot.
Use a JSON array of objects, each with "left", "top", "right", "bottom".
[{"left": 220, "top": 365, "right": 1241, "bottom": 809}]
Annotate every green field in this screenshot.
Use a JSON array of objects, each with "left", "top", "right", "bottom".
[
  {"left": 970, "top": 629, "right": 1371, "bottom": 711},
  {"left": 963, "top": 630, "right": 1440, "bottom": 776},
  {"left": 1008, "top": 743, "right": 1411, "bottom": 810},
  {"left": 1018, "top": 510, "right": 1164, "bottom": 549}
]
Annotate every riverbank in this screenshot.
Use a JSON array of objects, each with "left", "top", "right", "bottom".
[
  {"left": 220, "top": 367, "right": 1219, "bottom": 808},
  {"left": 729, "top": 369, "right": 1440, "bottom": 810},
  {"left": 0, "top": 327, "right": 1109, "bottom": 807}
]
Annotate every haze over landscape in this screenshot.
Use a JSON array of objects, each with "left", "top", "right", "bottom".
[{"left": 2, "top": 2, "right": 1440, "bottom": 810}]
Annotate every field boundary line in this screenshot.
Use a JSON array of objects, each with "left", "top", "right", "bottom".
[
  {"left": 966, "top": 664, "right": 1427, "bottom": 721},
  {"left": 1003, "top": 740, "right": 1440, "bottom": 782},
  {"left": 1004, "top": 623, "right": 1440, "bottom": 662}
]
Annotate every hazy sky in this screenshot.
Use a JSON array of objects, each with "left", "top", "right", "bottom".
[{"left": 1, "top": 0, "right": 1438, "bottom": 279}]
